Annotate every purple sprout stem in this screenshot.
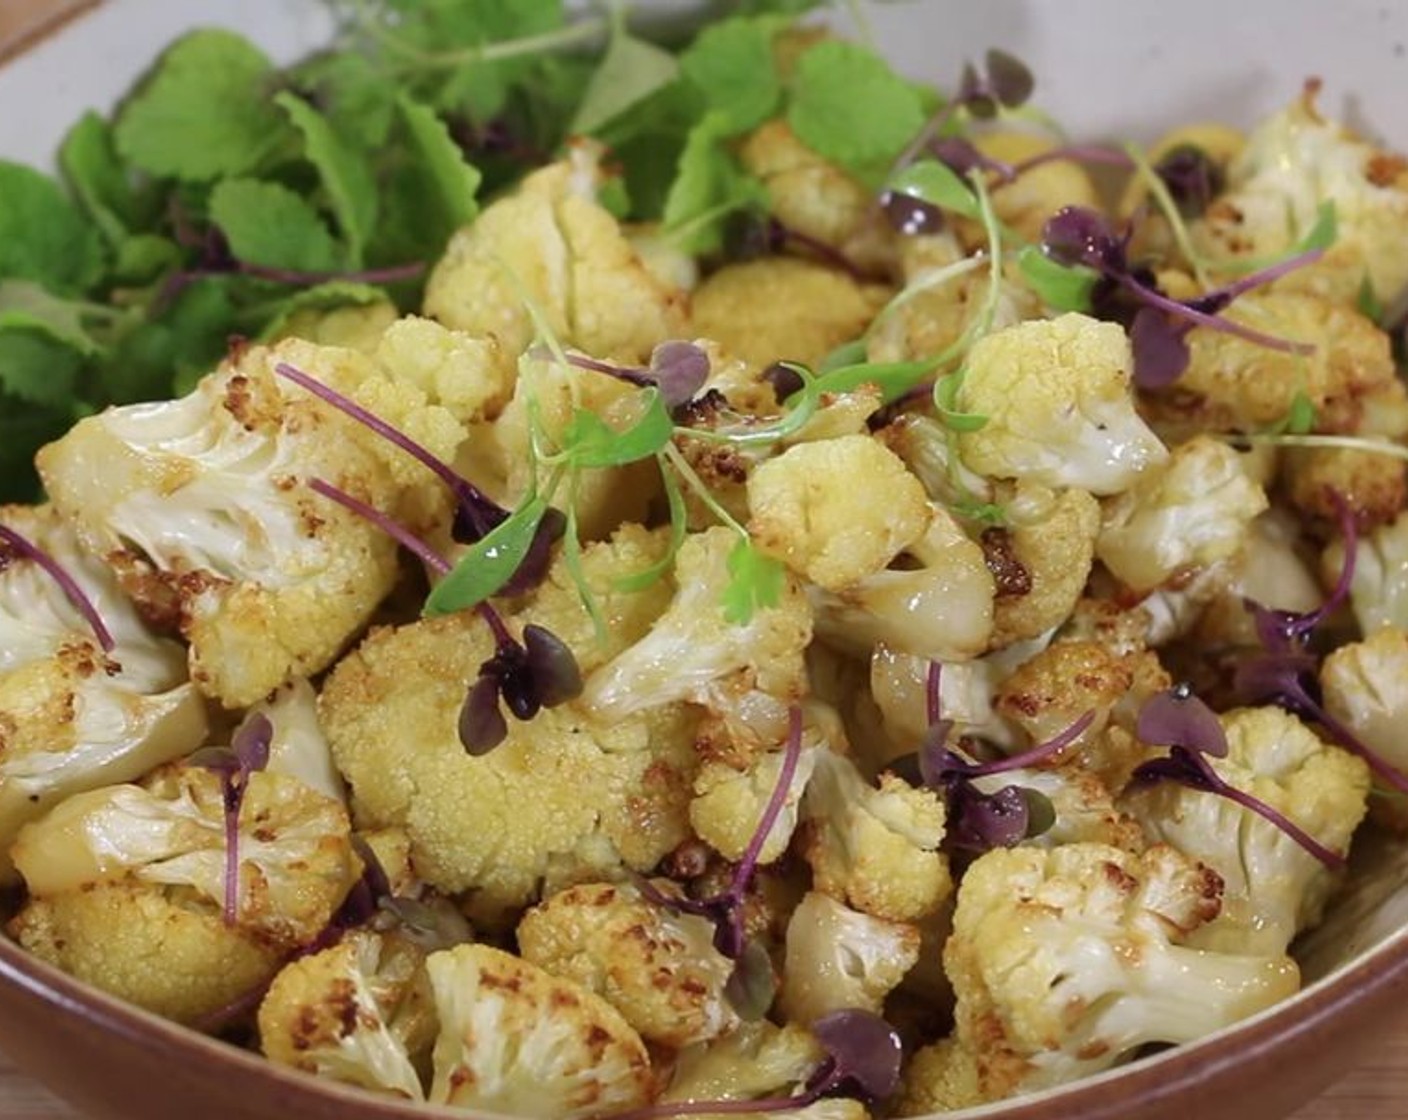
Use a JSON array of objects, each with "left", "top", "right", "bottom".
[
  {"left": 276, "top": 362, "right": 502, "bottom": 537},
  {"left": 0, "top": 523, "right": 115, "bottom": 653},
  {"left": 238, "top": 260, "right": 425, "bottom": 286},
  {"left": 1115, "top": 274, "right": 1314, "bottom": 355},
  {"left": 221, "top": 777, "right": 246, "bottom": 927},
  {"left": 1313, "top": 704, "right": 1408, "bottom": 795},
  {"left": 965, "top": 710, "right": 1097, "bottom": 776},
  {"left": 729, "top": 706, "right": 805, "bottom": 897},
  {"left": 925, "top": 660, "right": 943, "bottom": 728},
  {"left": 546, "top": 349, "right": 652, "bottom": 390},
  {"left": 774, "top": 220, "right": 866, "bottom": 281},
  {"left": 308, "top": 478, "right": 452, "bottom": 575},
  {"left": 1207, "top": 247, "right": 1325, "bottom": 304}
]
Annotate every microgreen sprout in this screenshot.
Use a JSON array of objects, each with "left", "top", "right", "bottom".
[
  {"left": 1230, "top": 492, "right": 1408, "bottom": 795},
  {"left": 189, "top": 713, "right": 274, "bottom": 926},
  {"left": 605, "top": 1007, "right": 902, "bottom": 1120},
  {"left": 1127, "top": 684, "right": 1346, "bottom": 868},
  {"left": 308, "top": 478, "right": 580, "bottom": 754},
  {"left": 636, "top": 705, "right": 803, "bottom": 1019},
  {"left": 0, "top": 522, "right": 115, "bottom": 653},
  {"left": 530, "top": 340, "right": 711, "bottom": 412},
  {"left": 903, "top": 662, "right": 1076, "bottom": 852},
  {"left": 1037, "top": 205, "right": 1322, "bottom": 387}
]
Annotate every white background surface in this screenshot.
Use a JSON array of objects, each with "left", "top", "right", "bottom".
[{"left": 3, "top": 0, "right": 1408, "bottom": 168}]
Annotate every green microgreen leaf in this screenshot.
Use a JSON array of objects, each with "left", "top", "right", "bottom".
[
  {"left": 787, "top": 39, "right": 927, "bottom": 173},
  {"left": 0, "top": 326, "right": 85, "bottom": 409},
  {"left": 0, "top": 161, "right": 105, "bottom": 295},
  {"left": 555, "top": 390, "right": 674, "bottom": 468},
  {"left": 274, "top": 92, "right": 379, "bottom": 265},
  {"left": 255, "top": 281, "right": 390, "bottom": 341},
  {"left": 885, "top": 158, "right": 978, "bottom": 219},
  {"left": 934, "top": 369, "right": 989, "bottom": 432},
  {"left": 287, "top": 50, "right": 400, "bottom": 151},
  {"left": 571, "top": 15, "right": 681, "bottom": 135},
  {"left": 686, "top": 361, "right": 823, "bottom": 447},
  {"left": 57, "top": 112, "right": 140, "bottom": 247},
  {"left": 1357, "top": 275, "right": 1384, "bottom": 324},
  {"left": 662, "top": 112, "right": 767, "bottom": 255},
  {"left": 722, "top": 537, "right": 785, "bottom": 625},
  {"left": 424, "top": 496, "right": 549, "bottom": 617},
  {"left": 113, "top": 29, "right": 291, "bottom": 181},
  {"left": 207, "top": 178, "right": 344, "bottom": 273},
  {"left": 812, "top": 357, "right": 935, "bottom": 402},
  {"left": 818, "top": 338, "right": 869, "bottom": 373},
  {"left": 1017, "top": 244, "right": 1097, "bottom": 312},
  {"left": 678, "top": 16, "right": 782, "bottom": 135},
  {"left": 0, "top": 281, "right": 104, "bottom": 355},
  {"left": 561, "top": 493, "right": 607, "bottom": 643},
  {"left": 1297, "top": 200, "right": 1338, "bottom": 254}
]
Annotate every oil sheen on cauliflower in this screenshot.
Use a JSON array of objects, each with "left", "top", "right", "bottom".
[{"left": 0, "top": 504, "right": 208, "bottom": 882}]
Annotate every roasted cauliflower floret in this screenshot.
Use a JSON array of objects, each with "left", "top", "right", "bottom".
[
  {"left": 1327, "top": 511, "right": 1408, "bottom": 635},
  {"left": 36, "top": 337, "right": 462, "bottom": 707},
  {"left": 374, "top": 315, "right": 515, "bottom": 425},
  {"left": 778, "top": 891, "right": 919, "bottom": 1027},
  {"left": 811, "top": 504, "right": 995, "bottom": 662},
  {"left": 258, "top": 929, "right": 435, "bottom": 1100},
  {"left": 582, "top": 526, "right": 812, "bottom": 727},
  {"left": 1122, "top": 706, "right": 1370, "bottom": 954},
  {"left": 1097, "top": 435, "right": 1269, "bottom": 594},
  {"left": 253, "top": 677, "right": 345, "bottom": 804},
  {"left": 12, "top": 764, "right": 359, "bottom": 953},
  {"left": 987, "top": 483, "right": 1102, "bottom": 649},
  {"left": 955, "top": 313, "right": 1168, "bottom": 494},
  {"left": 1321, "top": 627, "right": 1408, "bottom": 830},
  {"left": 660, "top": 1019, "right": 829, "bottom": 1108},
  {"left": 1193, "top": 85, "right": 1408, "bottom": 307},
  {"left": 746, "top": 435, "right": 930, "bottom": 592},
  {"left": 691, "top": 257, "right": 891, "bottom": 372},
  {"left": 517, "top": 880, "right": 739, "bottom": 1049},
  {"left": 894, "top": 1037, "right": 982, "bottom": 1116},
  {"left": 0, "top": 504, "right": 208, "bottom": 881},
  {"left": 690, "top": 733, "right": 819, "bottom": 866},
  {"left": 424, "top": 142, "right": 688, "bottom": 363},
  {"left": 968, "top": 131, "right": 1102, "bottom": 245},
  {"left": 801, "top": 748, "right": 950, "bottom": 922},
  {"left": 939, "top": 843, "right": 1299, "bottom": 1101},
  {"left": 320, "top": 608, "right": 699, "bottom": 929},
  {"left": 7, "top": 880, "right": 282, "bottom": 1026},
  {"left": 425, "top": 943, "right": 655, "bottom": 1119}
]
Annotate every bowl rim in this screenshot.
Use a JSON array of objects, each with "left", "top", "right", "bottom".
[{"left": 4, "top": 910, "right": 1408, "bottom": 1120}]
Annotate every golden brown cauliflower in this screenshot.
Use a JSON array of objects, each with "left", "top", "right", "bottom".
[
  {"left": 36, "top": 337, "right": 462, "bottom": 707},
  {"left": 747, "top": 434, "right": 931, "bottom": 591},
  {"left": 1321, "top": 626, "right": 1408, "bottom": 831},
  {"left": 425, "top": 943, "right": 655, "bottom": 1118},
  {"left": 517, "top": 880, "right": 740, "bottom": 1049},
  {"left": 425, "top": 142, "right": 688, "bottom": 363}
]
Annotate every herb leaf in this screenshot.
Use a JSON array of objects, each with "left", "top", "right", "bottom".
[
  {"left": 425, "top": 496, "right": 550, "bottom": 617},
  {"left": 571, "top": 23, "right": 681, "bottom": 135},
  {"left": 886, "top": 158, "right": 979, "bottom": 219},
  {"left": 787, "top": 40, "right": 927, "bottom": 173},
  {"left": 559, "top": 391, "right": 674, "bottom": 468},
  {"left": 275, "top": 92, "right": 378, "bottom": 265},
  {"left": 113, "top": 29, "right": 290, "bottom": 181},
  {"left": 1017, "top": 244, "right": 1097, "bottom": 311},
  {"left": 0, "top": 161, "right": 104, "bottom": 294},
  {"left": 722, "top": 537, "right": 785, "bottom": 624},
  {"left": 679, "top": 16, "right": 782, "bottom": 135},
  {"left": 662, "top": 112, "right": 766, "bottom": 255},
  {"left": 208, "top": 179, "right": 344, "bottom": 273}
]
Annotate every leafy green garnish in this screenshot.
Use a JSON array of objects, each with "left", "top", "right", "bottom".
[
  {"left": 208, "top": 179, "right": 344, "bottom": 273},
  {"left": 722, "top": 538, "right": 786, "bottom": 625},
  {"left": 1017, "top": 244, "right": 1097, "bottom": 311},
  {"left": 933, "top": 369, "right": 989, "bottom": 432},
  {"left": 424, "top": 496, "right": 549, "bottom": 617},
  {"left": 787, "top": 40, "right": 927, "bottom": 174},
  {"left": 662, "top": 112, "right": 767, "bottom": 255},
  {"left": 275, "top": 92, "right": 379, "bottom": 264},
  {"left": 678, "top": 16, "right": 783, "bottom": 135},
  {"left": 885, "top": 159, "right": 979, "bottom": 219},
  {"left": 1357, "top": 276, "right": 1384, "bottom": 323},
  {"left": 0, "top": 162, "right": 104, "bottom": 294},
  {"left": 570, "top": 12, "right": 680, "bottom": 135},
  {"left": 553, "top": 392, "right": 675, "bottom": 468}
]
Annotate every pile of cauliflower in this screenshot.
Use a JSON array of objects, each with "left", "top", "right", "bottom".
[{"left": 5, "top": 53, "right": 1408, "bottom": 1120}]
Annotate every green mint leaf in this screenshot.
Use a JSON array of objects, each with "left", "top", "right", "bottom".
[
  {"left": 813, "top": 357, "right": 935, "bottom": 403},
  {"left": 275, "top": 93, "right": 378, "bottom": 266},
  {"left": 208, "top": 179, "right": 343, "bottom": 273},
  {"left": 257, "top": 281, "right": 390, "bottom": 342},
  {"left": 114, "top": 29, "right": 291, "bottom": 181},
  {"left": 663, "top": 112, "right": 766, "bottom": 255},
  {"left": 397, "top": 96, "right": 482, "bottom": 236},
  {"left": 787, "top": 40, "right": 926, "bottom": 173},
  {"left": 722, "top": 537, "right": 785, "bottom": 625},
  {"left": 424, "top": 496, "right": 549, "bottom": 617},
  {"left": 0, "top": 161, "right": 104, "bottom": 295},
  {"left": 886, "top": 159, "right": 978, "bottom": 219},
  {"left": 559, "top": 391, "right": 674, "bottom": 468},
  {"left": 58, "top": 112, "right": 140, "bottom": 247},
  {"left": 1018, "top": 244, "right": 1098, "bottom": 312},
  {"left": 0, "top": 326, "right": 85, "bottom": 409},
  {"left": 1296, "top": 200, "right": 1338, "bottom": 254},
  {"left": 571, "top": 25, "right": 681, "bottom": 135},
  {"left": 679, "top": 17, "right": 782, "bottom": 135},
  {"left": 0, "top": 281, "right": 102, "bottom": 355}
]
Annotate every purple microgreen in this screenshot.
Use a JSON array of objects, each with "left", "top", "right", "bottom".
[
  {"left": 761, "top": 361, "right": 806, "bottom": 401},
  {"left": 275, "top": 362, "right": 506, "bottom": 541},
  {"left": 457, "top": 616, "right": 583, "bottom": 755},
  {"left": 982, "top": 48, "right": 1035, "bottom": 110},
  {"left": 541, "top": 341, "right": 711, "bottom": 411},
  {"left": 0, "top": 523, "right": 115, "bottom": 653},
  {"left": 880, "top": 189, "right": 948, "bottom": 235},
  {"left": 308, "top": 477, "right": 452, "bottom": 575},
  {"left": 1128, "top": 745, "right": 1345, "bottom": 869},
  {"left": 1136, "top": 683, "right": 1228, "bottom": 757},
  {"left": 1129, "top": 306, "right": 1194, "bottom": 389},
  {"left": 1153, "top": 144, "right": 1225, "bottom": 218},
  {"left": 1043, "top": 206, "right": 1127, "bottom": 272},
  {"left": 925, "top": 660, "right": 943, "bottom": 729},
  {"left": 722, "top": 939, "right": 777, "bottom": 1022},
  {"left": 1248, "top": 489, "right": 1357, "bottom": 651},
  {"left": 930, "top": 135, "right": 1013, "bottom": 179},
  {"left": 726, "top": 213, "right": 867, "bottom": 279},
  {"left": 633, "top": 707, "right": 803, "bottom": 1017},
  {"left": 930, "top": 711, "right": 1096, "bottom": 783},
  {"left": 521, "top": 623, "right": 584, "bottom": 708},
  {"left": 374, "top": 894, "right": 474, "bottom": 952},
  {"left": 1010, "top": 143, "right": 1135, "bottom": 178},
  {"left": 192, "top": 713, "right": 273, "bottom": 927},
  {"left": 496, "top": 506, "right": 567, "bottom": 597},
  {"left": 946, "top": 781, "right": 1036, "bottom": 852},
  {"left": 458, "top": 674, "right": 509, "bottom": 754}
]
